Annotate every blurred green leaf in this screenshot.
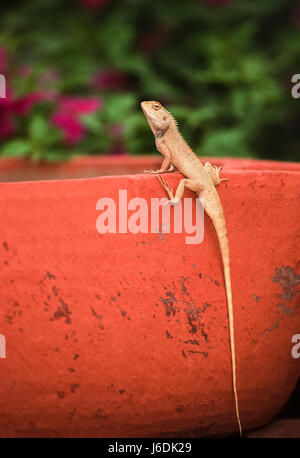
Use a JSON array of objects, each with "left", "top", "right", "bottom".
[{"left": 0, "top": 139, "right": 31, "bottom": 157}]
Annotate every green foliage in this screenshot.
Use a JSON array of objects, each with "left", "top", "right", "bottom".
[{"left": 0, "top": 0, "right": 299, "bottom": 162}]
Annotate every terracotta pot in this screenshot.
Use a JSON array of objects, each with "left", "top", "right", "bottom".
[{"left": 0, "top": 155, "right": 299, "bottom": 438}]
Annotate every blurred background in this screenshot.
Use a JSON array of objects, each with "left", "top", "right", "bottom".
[{"left": 0, "top": 0, "right": 299, "bottom": 163}]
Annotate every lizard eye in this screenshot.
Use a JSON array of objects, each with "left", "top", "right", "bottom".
[{"left": 152, "top": 103, "right": 161, "bottom": 110}]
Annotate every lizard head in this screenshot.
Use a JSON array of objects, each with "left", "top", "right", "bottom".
[{"left": 141, "top": 101, "right": 175, "bottom": 135}]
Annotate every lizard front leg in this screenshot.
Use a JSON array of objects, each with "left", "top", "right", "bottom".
[
  {"left": 157, "top": 176, "right": 202, "bottom": 205},
  {"left": 144, "top": 158, "right": 175, "bottom": 174},
  {"left": 144, "top": 140, "right": 175, "bottom": 174}
]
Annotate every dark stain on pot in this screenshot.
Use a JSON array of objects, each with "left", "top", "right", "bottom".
[
  {"left": 180, "top": 276, "right": 189, "bottom": 296},
  {"left": 52, "top": 297, "right": 72, "bottom": 324},
  {"left": 157, "top": 231, "right": 167, "bottom": 241},
  {"left": 121, "top": 309, "right": 127, "bottom": 317},
  {"left": 166, "top": 331, "right": 173, "bottom": 339},
  {"left": 159, "top": 294, "right": 179, "bottom": 317},
  {"left": 175, "top": 405, "right": 184, "bottom": 413},
  {"left": 263, "top": 321, "right": 279, "bottom": 334},
  {"left": 181, "top": 349, "right": 187, "bottom": 359},
  {"left": 200, "top": 327, "right": 208, "bottom": 343},
  {"left": 111, "top": 296, "right": 116, "bottom": 302},
  {"left": 272, "top": 266, "right": 300, "bottom": 302},
  {"left": 52, "top": 285, "right": 59, "bottom": 296},
  {"left": 70, "top": 384, "right": 80, "bottom": 393},
  {"left": 199, "top": 303, "right": 211, "bottom": 314},
  {"left": 254, "top": 294, "right": 261, "bottom": 303},
  {"left": 4, "top": 260, "right": 8, "bottom": 266},
  {"left": 69, "top": 409, "right": 77, "bottom": 421},
  {"left": 183, "top": 339, "right": 200, "bottom": 345},
  {"left": 91, "top": 306, "right": 104, "bottom": 329},
  {"left": 57, "top": 391, "right": 65, "bottom": 399},
  {"left": 73, "top": 353, "right": 79, "bottom": 360},
  {"left": 5, "top": 315, "right": 13, "bottom": 325},
  {"left": 92, "top": 408, "right": 107, "bottom": 419},
  {"left": 3, "top": 241, "right": 8, "bottom": 251},
  {"left": 119, "top": 389, "right": 125, "bottom": 394},
  {"left": 185, "top": 313, "right": 197, "bottom": 334},
  {"left": 68, "top": 368, "right": 75, "bottom": 373},
  {"left": 188, "top": 350, "right": 208, "bottom": 358},
  {"left": 276, "top": 303, "right": 292, "bottom": 315},
  {"left": 46, "top": 271, "right": 55, "bottom": 280},
  {"left": 248, "top": 180, "right": 257, "bottom": 189}
]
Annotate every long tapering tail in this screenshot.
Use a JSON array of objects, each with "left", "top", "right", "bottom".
[{"left": 211, "top": 213, "right": 242, "bottom": 437}]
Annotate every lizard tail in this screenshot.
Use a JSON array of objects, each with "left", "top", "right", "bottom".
[{"left": 211, "top": 216, "right": 243, "bottom": 437}]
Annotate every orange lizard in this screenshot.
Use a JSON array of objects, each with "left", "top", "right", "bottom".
[{"left": 141, "top": 100, "right": 242, "bottom": 437}]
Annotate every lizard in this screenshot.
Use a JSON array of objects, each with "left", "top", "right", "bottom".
[{"left": 141, "top": 100, "right": 243, "bottom": 437}]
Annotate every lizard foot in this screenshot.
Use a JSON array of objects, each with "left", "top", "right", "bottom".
[
  {"left": 144, "top": 169, "right": 163, "bottom": 174},
  {"left": 204, "top": 162, "right": 228, "bottom": 186},
  {"left": 164, "top": 198, "right": 180, "bottom": 206}
]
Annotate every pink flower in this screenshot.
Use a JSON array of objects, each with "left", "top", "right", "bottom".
[
  {"left": 0, "top": 88, "right": 15, "bottom": 140},
  {"left": 59, "top": 96, "right": 101, "bottom": 114},
  {"left": 51, "top": 96, "right": 101, "bottom": 145},
  {"left": 52, "top": 112, "right": 84, "bottom": 145},
  {"left": 80, "top": 0, "right": 110, "bottom": 9},
  {"left": 12, "top": 91, "right": 55, "bottom": 115},
  {"left": 93, "top": 70, "right": 129, "bottom": 91},
  {"left": 0, "top": 113, "right": 15, "bottom": 140}
]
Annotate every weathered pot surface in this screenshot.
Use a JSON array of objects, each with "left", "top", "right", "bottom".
[{"left": 0, "top": 155, "right": 299, "bottom": 437}]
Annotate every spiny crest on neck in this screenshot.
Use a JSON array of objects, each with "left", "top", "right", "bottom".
[{"left": 167, "top": 110, "right": 178, "bottom": 128}]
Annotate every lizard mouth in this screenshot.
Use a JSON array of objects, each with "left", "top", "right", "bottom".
[{"left": 140, "top": 101, "right": 147, "bottom": 114}]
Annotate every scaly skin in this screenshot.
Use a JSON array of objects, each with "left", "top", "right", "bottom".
[{"left": 141, "top": 100, "right": 242, "bottom": 437}]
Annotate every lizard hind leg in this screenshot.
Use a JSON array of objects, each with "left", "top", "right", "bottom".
[
  {"left": 204, "top": 162, "right": 228, "bottom": 186},
  {"left": 156, "top": 176, "right": 175, "bottom": 201},
  {"left": 157, "top": 176, "right": 200, "bottom": 205}
]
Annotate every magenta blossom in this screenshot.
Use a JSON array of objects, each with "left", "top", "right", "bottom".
[
  {"left": 0, "top": 113, "right": 15, "bottom": 140},
  {"left": 13, "top": 91, "right": 55, "bottom": 115},
  {"left": 51, "top": 96, "right": 101, "bottom": 145},
  {"left": 52, "top": 112, "right": 84, "bottom": 145},
  {"left": 0, "top": 88, "right": 53, "bottom": 140},
  {"left": 59, "top": 96, "right": 101, "bottom": 115},
  {"left": 93, "top": 70, "right": 129, "bottom": 91}
]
